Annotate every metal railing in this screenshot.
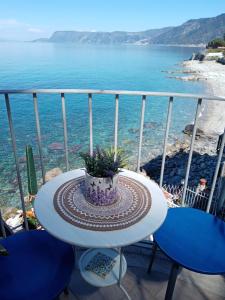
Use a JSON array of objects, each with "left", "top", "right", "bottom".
[
  {"left": 163, "top": 184, "right": 225, "bottom": 219},
  {"left": 0, "top": 89, "right": 225, "bottom": 230}
]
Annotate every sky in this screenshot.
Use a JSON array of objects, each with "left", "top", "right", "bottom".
[{"left": 0, "top": 0, "right": 224, "bottom": 41}]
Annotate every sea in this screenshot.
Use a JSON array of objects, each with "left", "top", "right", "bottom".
[{"left": 0, "top": 42, "right": 205, "bottom": 207}]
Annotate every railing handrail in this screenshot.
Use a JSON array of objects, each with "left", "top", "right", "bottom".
[{"left": 0, "top": 89, "right": 225, "bottom": 101}]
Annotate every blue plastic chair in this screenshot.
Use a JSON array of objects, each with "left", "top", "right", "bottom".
[
  {"left": 148, "top": 208, "right": 225, "bottom": 300},
  {"left": 0, "top": 230, "right": 74, "bottom": 300}
]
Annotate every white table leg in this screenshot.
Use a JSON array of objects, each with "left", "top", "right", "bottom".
[{"left": 118, "top": 247, "right": 123, "bottom": 286}]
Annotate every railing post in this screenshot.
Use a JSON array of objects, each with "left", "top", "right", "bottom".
[
  {"left": 137, "top": 95, "right": 146, "bottom": 172},
  {"left": 206, "top": 128, "right": 225, "bottom": 213},
  {"left": 88, "top": 93, "right": 93, "bottom": 156},
  {"left": 33, "top": 93, "right": 45, "bottom": 183},
  {"left": 160, "top": 97, "right": 173, "bottom": 187},
  {"left": 61, "top": 93, "right": 69, "bottom": 171},
  {"left": 182, "top": 98, "right": 202, "bottom": 206},
  {"left": 5, "top": 94, "right": 29, "bottom": 231},
  {"left": 114, "top": 94, "right": 119, "bottom": 160}
]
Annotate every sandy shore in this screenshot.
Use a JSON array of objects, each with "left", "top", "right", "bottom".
[{"left": 183, "top": 60, "right": 225, "bottom": 135}]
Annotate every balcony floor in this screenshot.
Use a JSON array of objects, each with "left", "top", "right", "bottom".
[{"left": 59, "top": 245, "right": 225, "bottom": 300}]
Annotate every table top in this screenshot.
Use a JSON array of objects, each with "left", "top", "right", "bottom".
[
  {"left": 154, "top": 207, "right": 225, "bottom": 275},
  {"left": 35, "top": 169, "right": 167, "bottom": 248}
]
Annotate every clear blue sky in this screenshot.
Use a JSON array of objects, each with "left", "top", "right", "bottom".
[{"left": 0, "top": 0, "right": 224, "bottom": 40}]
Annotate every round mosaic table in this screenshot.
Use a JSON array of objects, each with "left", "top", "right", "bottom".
[{"left": 35, "top": 169, "right": 167, "bottom": 299}]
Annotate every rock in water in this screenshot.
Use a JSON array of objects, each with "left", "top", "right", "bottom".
[
  {"left": 69, "top": 144, "right": 82, "bottom": 153},
  {"left": 128, "top": 128, "right": 139, "bottom": 134},
  {"left": 144, "top": 122, "right": 159, "bottom": 129},
  {"left": 183, "top": 124, "right": 204, "bottom": 137},
  {"left": 48, "top": 142, "right": 64, "bottom": 151}
]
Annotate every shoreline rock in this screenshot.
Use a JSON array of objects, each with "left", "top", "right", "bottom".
[
  {"left": 183, "top": 124, "right": 205, "bottom": 137},
  {"left": 167, "top": 75, "right": 206, "bottom": 81},
  {"left": 142, "top": 136, "right": 219, "bottom": 187}
]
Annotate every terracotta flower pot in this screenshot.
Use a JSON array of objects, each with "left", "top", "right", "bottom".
[{"left": 85, "top": 172, "right": 119, "bottom": 206}]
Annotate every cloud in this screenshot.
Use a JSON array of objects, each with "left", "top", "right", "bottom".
[
  {"left": 0, "top": 18, "right": 47, "bottom": 40},
  {"left": 0, "top": 18, "right": 22, "bottom": 27},
  {"left": 28, "top": 27, "right": 43, "bottom": 33}
]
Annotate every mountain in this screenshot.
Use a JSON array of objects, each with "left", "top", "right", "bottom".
[
  {"left": 35, "top": 27, "right": 172, "bottom": 45},
  {"left": 33, "top": 13, "right": 225, "bottom": 45},
  {"left": 151, "top": 13, "right": 225, "bottom": 45},
  {"left": 32, "top": 38, "right": 49, "bottom": 43}
]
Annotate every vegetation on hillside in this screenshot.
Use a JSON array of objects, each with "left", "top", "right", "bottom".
[{"left": 207, "top": 37, "right": 225, "bottom": 49}]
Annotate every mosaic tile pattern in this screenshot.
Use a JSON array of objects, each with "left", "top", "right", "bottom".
[
  {"left": 85, "top": 252, "right": 116, "bottom": 278},
  {"left": 53, "top": 175, "right": 152, "bottom": 231}
]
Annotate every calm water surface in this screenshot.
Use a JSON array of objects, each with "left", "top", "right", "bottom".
[{"left": 0, "top": 42, "right": 205, "bottom": 207}]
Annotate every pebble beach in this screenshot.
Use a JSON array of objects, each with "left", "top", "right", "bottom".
[{"left": 183, "top": 60, "right": 225, "bottom": 135}]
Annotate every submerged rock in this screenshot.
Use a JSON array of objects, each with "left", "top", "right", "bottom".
[
  {"left": 48, "top": 142, "right": 64, "bottom": 151},
  {"left": 69, "top": 144, "right": 82, "bottom": 153},
  {"left": 19, "top": 154, "right": 40, "bottom": 164},
  {"left": 144, "top": 122, "right": 159, "bottom": 129},
  {"left": 128, "top": 128, "right": 139, "bottom": 134},
  {"left": 123, "top": 139, "right": 134, "bottom": 145}
]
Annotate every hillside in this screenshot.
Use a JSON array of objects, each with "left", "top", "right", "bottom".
[
  {"left": 45, "top": 27, "right": 172, "bottom": 44},
  {"left": 151, "top": 13, "right": 225, "bottom": 45},
  {"left": 33, "top": 13, "right": 225, "bottom": 45}
]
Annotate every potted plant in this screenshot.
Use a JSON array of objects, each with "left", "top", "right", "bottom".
[{"left": 80, "top": 147, "right": 127, "bottom": 206}]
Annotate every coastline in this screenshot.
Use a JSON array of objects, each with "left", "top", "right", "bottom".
[
  {"left": 143, "top": 59, "right": 225, "bottom": 187},
  {"left": 182, "top": 60, "right": 225, "bottom": 135}
]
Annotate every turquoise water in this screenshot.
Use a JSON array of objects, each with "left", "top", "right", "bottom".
[{"left": 0, "top": 42, "right": 205, "bottom": 207}]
